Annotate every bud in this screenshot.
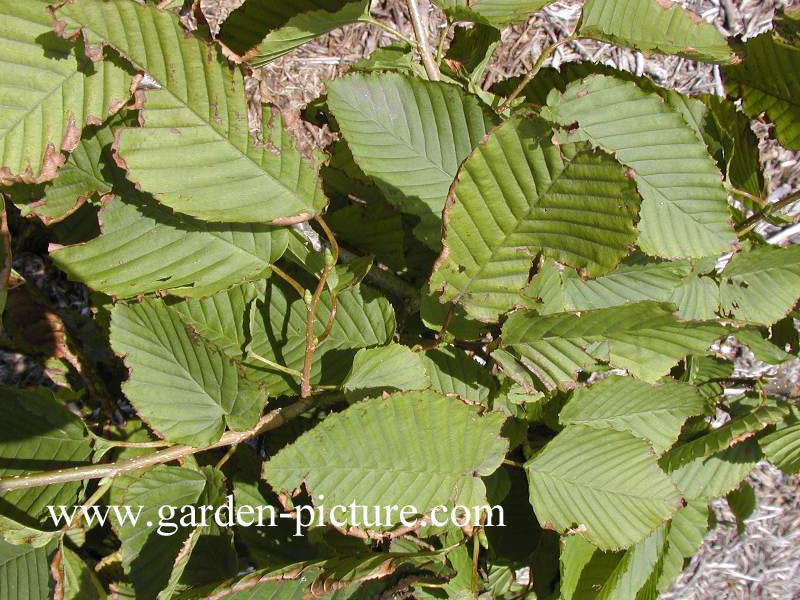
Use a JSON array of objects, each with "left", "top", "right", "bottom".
[
  {"left": 324, "top": 248, "right": 335, "bottom": 267},
  {"left": 303, "top": 289, "right": 313, "bottom": 305}
]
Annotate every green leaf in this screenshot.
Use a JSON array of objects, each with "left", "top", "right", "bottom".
[
  {"left": 342, "top": 344, "right": 431, "bottom": 402},
  {"left": 218, "top": 0, "right": 370, "bottom": 65},
  {"left": 732, "top": 328, "right": 793, "bottom": 364},
  {"left": 420, "top": 292, "right": 485, "bottom": 341},
  {"left": 176, "top": 551, "right": 446, "bottom": 600},
  {"left": 723, "top": 29, "right": 800, "bottom": 150},
  {"left": 656, "top": 500, "right": 709, "bottom": 592},
  {"left": 668, "top": 437, "right": 760, "bottom": 501},
  {"left": 263, "top": 391, "right": 508, "bottom": 523},
  {"left": 525, "top": 424, "right": 682, "bottom": 551},
  {"left": 326, "top": 73, "right": 499, "bottom": 227},
  {"left": 500, "top": 301, "right": 724, "bottom": 390},
  {"left": 0, "top": 537, "right": 54, "bottom": 600},
  {"left": 172, "top": 282, "right": 263, "bottom": 357},
  {"left": 597, "top": 526, "right": 667, "bottom": 600},
  {"left": 430, "top": 116, "right": 642, "bottom": 322},
  {"left": 8, "top": 118, "right": 122, "bottom": 225},
  {"left": 560, "top": 537, "right": 623, "bottom": 600},
  {"left": 759, "top": 405, "right": 800, "bottom": 474},
  {"left": 559, "top": 376, "right": 706, "bottom": 454},
  {"left": 109, "top": 298, "right": 264, "bottom": 445},
  {"left": 108, "top": 466, "right": 207, "bottom": 600},
  {"left": 669, "top": 272, "right": 720, "bottom": 320},
  {"left": 659, "top": 398, "right": 788, "bottom": 473},
  {"left": 0, "top": 386, "right": 92, "bottom": 528},
  {"left": 54, "top": 0, "right": 326, "bottom": 224},
  {"left": 702, "top": 96, "right": 764, "bottom": 200},
  {"left": 246, "top": 280, "right": 395, "bottom": 396},
  {"left": 719, "top": 245, "right": 800, "bottom": 326},
  {"left": 726, "top": 481, "right": 755, "bottom": 535},
  {"left": 51, "top": 195, "right": 288, "bottom": 299},
  {"left": 432, "top": 0, "right": 553, "bottom": 26},
  {"left": 55, "top": 544, "right": 106, "bottom": 600},
  {"left": 423, "top": 347, "right": 496, "bottom": 405},
  {"left": 578, "top": 0, "right": 737, "bottom": 64},
  {"left": 0, "top": 0, "right": 132, "bottom": 185},
  {"left": 542, "top": 74, "right": 736, "bottom": 258},
  {"left": 328, "top": 255, "right": 373, "bottom": 295}
]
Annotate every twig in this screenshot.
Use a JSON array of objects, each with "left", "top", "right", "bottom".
[
  {"left": 436, "top": 23, "right": 452, "bottom": 64},
  {"left": 406, "top": 0, "right": 440, "bottom": 81},
  {"left": 94, "top": 438, "right": 175, "bottom": 449},
  {"left": 0, "top": 395, "right": 316, "bottom": 492},
  {"left": 270, "top": 264, "right": 305, "bottom": 298},
  {"left": 414, "top": 303, "right": 456, "bottom": 352},
  {"left": 0, "top": 203, "right": 11, "bottom": 298},
  {"left": 736, "top": 190, "right": 800, "bottom": 236},
  {"left": 497, "top": 35, "right": 578, "bottom": 114},
  {"left": 300, "top": 215, "right": 339, "bottom": 399},
  {"left": 359, "top": 16, "right": 419, "bottom": 49}
]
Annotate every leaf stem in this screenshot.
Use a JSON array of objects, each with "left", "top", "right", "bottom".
[
  {"left": 502, "top": 458, "right": 524, "bottom": 468},
  {"left": 497, "top": 35, "right": 578, "bottom": 114},
  {"left": 69, "top": 479, "right": 112, "bottom": 529},
  {"left": 471, "top": 526, "right": 481, "bottom": 595},
  {"left": 246, "top": 351, "right": 303, "bottom": 378},
  {"left": 214, "top": 444, "right": 238, "bottom": 470},
  {"left": 736, "top": 189, "right": 800, "bottom": 236},
  {"left": 360, "top": 16, "right": 419, "bottom": 48},
  {"left": 436, "top": 23, "right": 452, "bottom": 64},
  {"left": 0, "top": 395, "right": 316, "bottom": 492},
  {"left": 270, "top": 264, "right": 305, "bottom": 298},
  {"left": 301, "top": 215, "right": 339, "bottom": 399},
  {"left": 406, "top": 0, "right": 441, "bottom": 81}
]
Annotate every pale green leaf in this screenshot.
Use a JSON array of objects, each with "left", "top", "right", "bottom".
[
  {"left": 726, "top": 481, "right": 755, "bottom": 535},
  {"left": 720, "top": 245, "right": 800, "bottom": 326},
  {"left": 51, "top": 196, "right": 288, "bottom": 299},
  {"left": 172, "top": 282, "right": 263, "bottom": 357},
  {"left": 560, "top": 537, "right": 623, "bottom": 600},
  {"left": 423, "top": 347, "right": 496, "bottom": 405},
  {"left": 9, "top": 118, "right": 121, "bottom": 224},
  {"left": 759, "top": 405, "right": 800, "bottom": 474},
  {"left": 110, "top": 299, "right": 265, "bottom": 445},
  {"left": 432, "top": 0, "right": 553, "bottom": 26},
  {"left": 659, "top": 399, "right": 788, "bottom": 472},
  {"left": 560, "top": 376, "right": 706, "bottom": 454},
  {"left": 668, "top": 438, "right": 760, "bottom": 500},
  {"left": 733, "top": 328, "right": 793, "bottom": 364},
  {"left": 264, "top": 391, "right": 508, "bottom": 523},
  {"left": 342, "top": 344, "right": 431, "bottom": 402},
  {"left": 54, "top": 0, "right": 326, "bottom": 223},
  {"left": 500, "top": 301, "right": 724, "bottom": 390},
  {"left": 246, "top": 280, "right": 395, "bottom": 396},
  {"left": 542, "top": 74, "right": 736, "bottom": 258},
  {"left": 656, "top": 500, "right": 709, "bottom": 592},
  {"left": 327, "top": 73, "right": 498, "bottom": 226},
  {"left": 669, "top": 272, "right": 720, "bottom": 320},
  {"left": 0, "top": 386, "right": 92, "bottom": 529},
  {"left": 578, "top": 0, "right": 736, "bottom": 64},
  {"left": 218, "top": 0, "right": 370, "bottom": 65},
  {"left": 597, "top": 526, "right": 667, "bottom": 600},
  {"left": 431, "top": 116, "right": 641, "bottom": 322},
  {"left": 525, "top": 424, "right": 682, "bottom": 551},
  {"left": 0, "top": 0, "right": 132, "bottom": 184},
  {"left": 724, "top": 30, "right": 800, "bottom": 150}
]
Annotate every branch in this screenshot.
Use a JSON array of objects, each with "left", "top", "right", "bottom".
[
  {"left": 406, "top": 0, "right": 440, "bottom": 81},
  {"left": 0, "top": 395, "right": 315, "bottom": 492},
  {"left": 300, "top": 215, "right": 339, "bottom": 399},
  {"left": 736, "top": 189, "right": 800, "bottom": 236},
  {"left": 497, "top": 35, "right": 577, "bottom": 114}
]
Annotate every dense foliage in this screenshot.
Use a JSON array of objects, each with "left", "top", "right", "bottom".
[{"left": 1, "top": 0, "right": 799, "bottom": 598}]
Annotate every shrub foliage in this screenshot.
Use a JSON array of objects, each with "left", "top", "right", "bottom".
[{"left": 0, "top": 0, "right": 799, "bottom": 598}]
